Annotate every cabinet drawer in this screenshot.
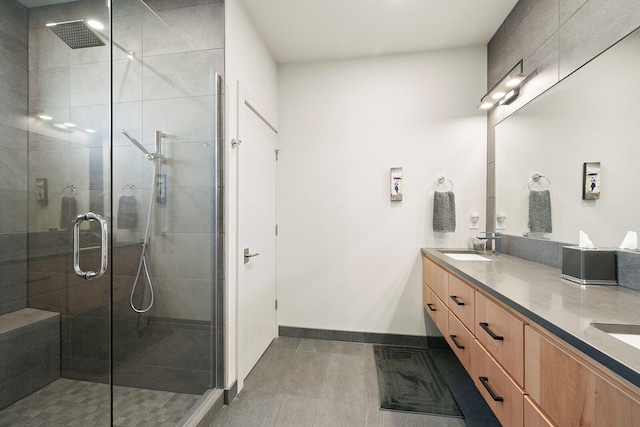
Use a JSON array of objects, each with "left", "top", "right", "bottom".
[
  {"left": 446, "top": 311, "right": 474, "bottom": 375},
  {"left": 524, "top": 395, "right": 555, "bottom": 427},
  {"left": 447, "top": 274, "right": 475, "bottom": 330},
  {"left": 474, "top": 340, "right": 524, "bottom": 427},
  {"left": 475, "top": 292, "right": 525, "bottom": 386},
  {"left": 422, "top": 255, "right": 448, "bottom": 302},
  {"left": 424, "top": 286, "right": 447, "bottom": 336}
]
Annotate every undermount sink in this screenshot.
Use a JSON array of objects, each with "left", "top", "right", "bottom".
[
  {"left": 440, "top": 251, "right": 493, "bottom": 262},
  {"left": 592, "top": 323, "right": 640, "bottom": 351}
]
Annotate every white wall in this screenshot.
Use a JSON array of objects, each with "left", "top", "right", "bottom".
[
  {"left": 277, "top": 48, "right": 487, "bottom": 337},
  {"left": 225, "top": 0, "right": 278, "bottom": 389}
]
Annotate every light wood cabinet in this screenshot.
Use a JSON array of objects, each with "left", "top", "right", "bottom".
[
  {"left": 474, "top": 340, "right": 525, "bottom": 427},
  {"left": 422, "top": 256, "right": 448, "bottom": 302},
  {"left": 524, "top": 395, "right": 555, "bottom": 427},
  {"left": 526, "top": 326, "right": 640, "bottom": 427},
  {"left": 475, "top": 291, "right": 525, "bottom": 387},
  {"left": 447, "top": 274, "right": 475, "bottom": 330},
  {"left": 422, "top": 253, "right": 640, "bottom": 427}
]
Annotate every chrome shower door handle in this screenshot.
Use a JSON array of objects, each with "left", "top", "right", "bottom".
[{"left": 73, "top": 212, "right": 109, "bottom": 280}]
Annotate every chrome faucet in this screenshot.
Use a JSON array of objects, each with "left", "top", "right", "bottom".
[{"left": 478, "top": 232, "right": 502, "bottom": 254}]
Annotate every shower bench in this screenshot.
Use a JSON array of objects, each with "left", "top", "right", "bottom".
[{"left": 0, "top": 308, "right": 60, "bottom": 410}]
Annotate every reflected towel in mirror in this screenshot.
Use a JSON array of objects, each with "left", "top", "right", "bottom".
[
  {"left": 528, "top": 189, "right": 552, "bottom": 233},
  {"left": 433, "top": 191, "right": 456, "bottom": 233}
]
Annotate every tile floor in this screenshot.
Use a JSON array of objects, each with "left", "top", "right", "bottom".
[
  {"left": 210, "top": 337, "right": 500, "bottom": 427},
  {"left": 0, "top": 378, "right": 201, "bottom": 426}
]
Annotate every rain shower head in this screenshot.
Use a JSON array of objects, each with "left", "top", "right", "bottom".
[{"left": 47, "top": 19, "right": 105, "bottom": 49}]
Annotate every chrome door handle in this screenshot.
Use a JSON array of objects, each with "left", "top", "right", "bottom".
[
  {"left": 73, "top": 212, "right": 108, "bottom": 280},
  {"left": 244, "top": 248, "right": 260, "bottom": 264}
]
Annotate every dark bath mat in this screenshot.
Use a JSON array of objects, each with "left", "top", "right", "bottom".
[{"left": 373, "top": 345, "right": 464, "bottom": 418}]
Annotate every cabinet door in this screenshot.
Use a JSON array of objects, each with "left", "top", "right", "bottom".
[
  {"left": 475, "top": 292, "right": 525, "bottom": 386},
  {"left": 424, "top": 286, "right": 448, "bottom": 336},
  {"left": 422, "top": 255, "right": 448, "bottom": 302},
  {"left": 446, "top": 311, "right": 474, "bottom": 376},
  {"left": 525, "top": 326, "right": 596, "bottom": 426},
  {"left": 447, "top": 274, "right": 475, "bottom": 330},
  {"left": 524, "top": 395, "right": 555, "bottom": 427},
  {"left": 474, "top": 340, "right": 524, "bottom": 427}
]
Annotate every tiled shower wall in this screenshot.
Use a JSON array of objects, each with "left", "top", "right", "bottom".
[
  {"left": 485, "top": 0, "right": 640, "bottom": 238},
  {"left": 0, "top": 1, "right": 28, "bottom": 315}
]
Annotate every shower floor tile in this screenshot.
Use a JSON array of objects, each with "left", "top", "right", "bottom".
[{"left": 0, "top": 378, "right": 201, "bottom": 426}]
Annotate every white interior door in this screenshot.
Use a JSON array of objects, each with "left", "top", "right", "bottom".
[{"left": 237, "top": 85, "right": 278, "bottom": 389}]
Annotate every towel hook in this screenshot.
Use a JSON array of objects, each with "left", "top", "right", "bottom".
[
  {"left": 62, "top": 184, "right": 76, "bottom": 197},
  {"left": 122, "top": 183, "right": 135, "bottom": 197},
  {"left": 433, "top": 175, "right": 454, "bottom": 192},
  {"left": 528, "top": 173, "right": 551, "bottom": 190}
]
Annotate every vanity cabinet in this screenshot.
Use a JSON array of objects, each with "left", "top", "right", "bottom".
[
  {"left": 525, "top": 325, "right": 640, "bottom": 426},
  {"left": 422, "top": 252, "right": 640, "bottom": 427}
]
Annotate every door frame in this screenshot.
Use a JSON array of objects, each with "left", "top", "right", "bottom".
[{"left": 234, "top": 82, "right": 279, "bottom": 391}]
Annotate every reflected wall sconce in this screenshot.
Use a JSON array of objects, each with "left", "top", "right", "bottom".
[{"left": 479, "top": 59, "right": 526, "bottom": 110}]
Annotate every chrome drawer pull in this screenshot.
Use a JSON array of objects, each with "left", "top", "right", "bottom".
[
  {"left": 449, "top": 295, "right": 465, "bottom": 306},
  {"left": 426, "top": 303, "right": 436, "bottom": 312},
  {"left": 479, "top": 322, "right": 504, "bottom": 340},
  {"left": 479, "top": 376, "right": 504, "bottom": 402},
  {"left": 449, "top": 334, "right": 465, "bottom": 349}
]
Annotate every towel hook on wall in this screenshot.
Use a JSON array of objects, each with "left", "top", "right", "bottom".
[
  {"left": 528, "top": 173, "right": 551, "bottom": 190},
  {"left": 121, "top": 183, "right": 135, "bottom": 196},
  {"left": 62, "top": 184, "right": 76, "bottom": 197},
  {"left": 433, "top": 175, "right": 454, "bottom": 192}
]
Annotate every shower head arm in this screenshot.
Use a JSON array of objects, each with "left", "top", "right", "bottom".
[{"left": 121, "top": 129, "right": 154, "bottom": 160}]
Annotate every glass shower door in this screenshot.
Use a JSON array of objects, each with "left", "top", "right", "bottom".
[{"left": 110, "top": 0, "right": 222, "bottom": 424}]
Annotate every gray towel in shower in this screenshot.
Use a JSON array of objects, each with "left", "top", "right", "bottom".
[
  {"left": 433, "top": 191, "right": 456, "bottom": 233},
  {"left": 117, "top": 195, "right": 138, "bottom": 229},
  {"left": 60, "top": 196, "right": 77, "bottom": 230},
  {"left": 528, "top": 189, "right": 552, "bottom": 233}
]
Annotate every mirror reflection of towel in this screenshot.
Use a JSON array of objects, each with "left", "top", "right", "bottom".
[
  {"left": 528, "top": 189, "right": 552, "bottom": 233},
  {"left": 60, "top": 196, "right": 77, "bottom": 230},
  {"left": 433, "top": 191, "right": 456, "bottom": 233},
  {"left": 117, "top": 195, "right": 137, "bottom": 229}
]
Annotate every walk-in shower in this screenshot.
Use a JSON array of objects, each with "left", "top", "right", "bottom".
[{"left": 0, "top": 0, "right": 225, "bottom": 425}]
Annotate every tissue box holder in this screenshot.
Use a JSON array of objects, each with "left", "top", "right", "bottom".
[
  {"left": 561, "top": 246, "right": 617, "bottom": 285},
  {"left": 617, "top": 250, "right": 640, "bottom": 291}
]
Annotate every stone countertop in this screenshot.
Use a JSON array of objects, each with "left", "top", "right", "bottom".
[{"left": 422, "top": 248, "right": 640, "bottom": 389}]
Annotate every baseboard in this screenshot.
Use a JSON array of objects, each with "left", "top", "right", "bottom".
[
  {"left": 223, "top": 381, "right": 237, "bottom": 405},
  {"left": 278, "top": 325, "right": 430, "bottom": 347}
]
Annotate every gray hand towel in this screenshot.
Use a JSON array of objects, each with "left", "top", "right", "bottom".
[
  {"left": 117, "top": 195, "right": 138, "bottom": 229},
  {"left": 528, "top": 189, "right": 552, "bottom": 233},
  {"left": 433, "top": 191, "right": 456, "bottom": 233},
  {"left": 60, "top": 196, "right": 77, "bottom": 230}
]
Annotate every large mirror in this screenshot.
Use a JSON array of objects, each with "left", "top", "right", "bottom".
[{"left": 495, "top": 26, "right": 640, "bottom": 248}]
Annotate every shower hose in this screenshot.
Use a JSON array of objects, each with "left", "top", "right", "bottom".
[{"left": 129, "top": 157, "right": 158, "bottom": 313}]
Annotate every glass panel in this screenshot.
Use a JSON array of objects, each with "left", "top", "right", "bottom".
[
  {"left": 111, "top": 0, "right": 223, "bottom": 424},
  {"left": 0, "top": 0, "right": 111, "bottom": 425},
  {"left": 0, "top": 0, "right": 223, "bottom": 423}
]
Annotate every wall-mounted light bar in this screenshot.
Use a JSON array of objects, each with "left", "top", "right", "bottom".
[{"left": 479, "top": 60, "right": 526, "bottom": 110}]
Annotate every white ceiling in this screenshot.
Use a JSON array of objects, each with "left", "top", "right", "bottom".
[
  {"left": 238, "top": 0, "right": 519, "bottom": 63},
  {"left": 16, "top": 0, "right": 77, "bottom": 7}
]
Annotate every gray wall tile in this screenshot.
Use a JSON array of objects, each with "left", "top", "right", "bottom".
[
  {"left": 142, "top": 51, "right": 216, "bottom": 100},
  {"left": 156, "top": 3, "right": 224, "bottom": 51},
  {"left": 559, "top": 0, "right": 588, "bottom": 24},
  {"left": 558, "top": 0, "right": 640, "bottom": 79}
]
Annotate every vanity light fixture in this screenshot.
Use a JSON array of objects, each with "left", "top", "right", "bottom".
[{"left": 479, "top": 60, "right": 526, "bottom": 110}]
